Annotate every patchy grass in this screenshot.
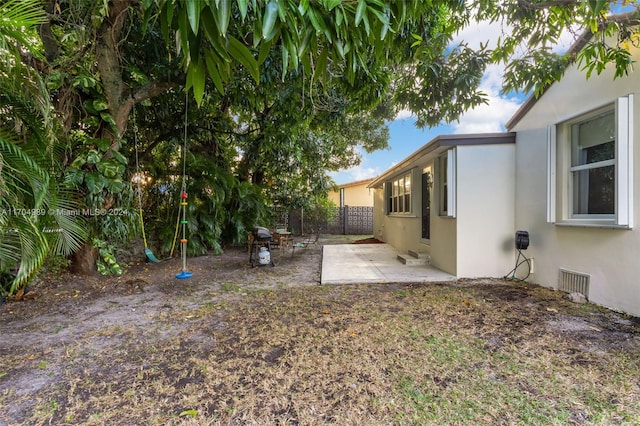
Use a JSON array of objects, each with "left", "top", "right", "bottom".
[{"left": 2, "top": 279, "right": 639, "bottom": 425}]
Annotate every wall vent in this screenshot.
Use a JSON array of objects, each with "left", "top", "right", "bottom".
[{"left": 558, "top": 269, "right": 590, "bottom": 297}]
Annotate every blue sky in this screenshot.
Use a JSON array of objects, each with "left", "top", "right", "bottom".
[{"left": 329, "top": 66, "right": 528, "bottom": 184}]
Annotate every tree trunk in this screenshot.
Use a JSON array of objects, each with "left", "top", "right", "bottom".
[
  {"left": 95, "top": 0, "right": 131, "bottom": 146},
  {"left": 68, "top": 1, "right": 176, "bottom": 275},
  {"left": 71, "top": 242, "right": 99, "bottom": 276}
]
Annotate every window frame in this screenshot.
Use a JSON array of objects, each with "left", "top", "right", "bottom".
[
  {"left": 438, "top": 149, "right": 456, "bottom": 218},
  {"left": 569, "top": 109, "right": 616, "bottom": 219},
  {"left": 387, "top": 172, "right": 412, "bottom": 215},
  {"left": 547, "top": 94, "right": 634, "bottom": 228}
]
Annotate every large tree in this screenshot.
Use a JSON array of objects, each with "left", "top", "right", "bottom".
[{"left": 162, "top": 1, "right": 640, "bottom": 118}]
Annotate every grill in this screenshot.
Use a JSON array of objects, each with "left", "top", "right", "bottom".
[
  {"left": 253, "top": 226, "right": 272, "bottom": 241},
  {"left": 249, "top": 227, "right": 275, "bottom": 267}
]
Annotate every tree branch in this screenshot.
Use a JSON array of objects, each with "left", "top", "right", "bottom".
[
  {"left": 516, "top": 0, "right": 585, "bottom": 10},
  {"left": 129, "top": 80, "right": 180, "bottom": 109}
]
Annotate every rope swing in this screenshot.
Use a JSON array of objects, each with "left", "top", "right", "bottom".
[
  {"left": 133, "top": 108, "right": 161, "bottom": 263},
  {"left": 175, "top": 93, "right": 192, "bottom": 279}
]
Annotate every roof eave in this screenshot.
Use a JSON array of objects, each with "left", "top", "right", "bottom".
[{"left": 368, "top": 132, "right": 515, "bottom": 188}]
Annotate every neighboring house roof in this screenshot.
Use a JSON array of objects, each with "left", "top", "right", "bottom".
[
  {"left": 334, "top": 178, "right": 375, "bottom": 189},
  {"left": 506, "top": 11, "right": 639, "bottom": 131},
  {"left": 368, "top": 132, "right": 515, "bottom": 188}
]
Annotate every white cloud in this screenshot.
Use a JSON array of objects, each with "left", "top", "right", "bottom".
[
  {"left": 394, "top": 109, "right": 415, "bottom": 120},
  {"left": 452, "top": 63, "right": 523, "bottom": 133},
  {"left": 329, "top": 165, "right": 380, "bottom": 184},
  {"left": 451, "top": 15, "right": 523, "bottom": 132},
  {"left": 452, "top": 94, "right": 522, "bottom": 133},
  {"left": 329, "top": 147, "right": 383, "bottom": 184},
  {"left": 452, "top": 18, "right": 507, "bottom": 50},
  {"left": 448, "top": 15, "right": 585, "bottom": 133}
]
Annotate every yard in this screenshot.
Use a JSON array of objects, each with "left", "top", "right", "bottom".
[{"left": 1, "top": 236, "right": 639, "bottom": 425}]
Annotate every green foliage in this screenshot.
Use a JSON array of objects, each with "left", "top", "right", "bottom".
[
  {"left": 0, "top": 0, "right": 46, "bottom": 63},
  {"left": 303, "top": 196, "right": 337, "bottom": 233},
  {"left": 0, "top": 0, "right": 635, "bottom": 287},
  {"left": 42, "top": 255, "right": 71, "bottom": 277},
  {"left": 0, "top": 271, "right": 14, "bottom": 297},
  {"left": 151, "top": 160, "right": 271, "bottom": 256},
  {"left": 128, "top": 91, "right": 272, "bottom": 254},
  {"left": 152, "top": 0, "right": 482, "bottom": 113},
  {"left": 474, "top": 0, "right": 640, "bottom": 97},
  {"left": 167, "top": 0, "right": 640, "bottom": 111},
  {"left": 0, "top": 0, "right": 89, "bottom": 295},
  {"left": 93, "top": 238, "right": 124, "bottom": 276},
  {"left": 230, "top": 53, "right": 393, "bottom": 209},
  {"left": 64, "top": 131, "right": 138, "bottom": 246}
]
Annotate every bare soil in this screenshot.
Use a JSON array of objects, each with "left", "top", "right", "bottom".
[{"left": 1, "top": 235, "right": 639, "bottom": 425}]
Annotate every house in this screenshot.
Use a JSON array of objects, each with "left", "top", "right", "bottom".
[
  {"left": 370, "top": 32, "right": 640, "bottom": 317},
  {"left": 328, "top": 178, "right": 375, "bottom": 207},
  {"left": 323, "top": 178, "right": 375, "bottom": 235},
  {"left": 368, "top": 133, "right": 517, "bottom": 278}
]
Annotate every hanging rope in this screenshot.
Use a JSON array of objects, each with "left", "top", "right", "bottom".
[
  {"left": 182, "top": 92, "right": 189, "bottom": 192},
  {"left": 176, "top": 92, "right": 192, "bottom": 279},
  {"left": 169, "top": 93, "right": 191, "bottom": 259},
  {"left": 133, "top": 108, "right": 160, "bottom": 263}
]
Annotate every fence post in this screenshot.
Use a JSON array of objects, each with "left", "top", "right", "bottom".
[{"left": 343, "top": 205, "right": 348, "bottom": 235}]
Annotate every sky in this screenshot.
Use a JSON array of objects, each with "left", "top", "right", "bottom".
[
  {"left": 328, "top": 9, "right": 581, "bottom": 185},
  {"left": 329, "top": 73, "right": 525, "bottom": 184}
]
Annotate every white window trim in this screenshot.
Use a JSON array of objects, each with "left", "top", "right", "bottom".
[
  {"left": 616, "top": 94, "right": 633, "bottom": 228},
  {"left": 438, "top": 148, "right": 456, "bottom": 218},
  {"left": 547, "top": 94, "right": 633, "bottom": 228},
  {"left": 547, "top": 124, "right": 556, "bottom": 223}
]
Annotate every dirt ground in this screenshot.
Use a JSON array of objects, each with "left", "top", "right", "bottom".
[
  {"left": 0, "top": 235, "right": 344, "bottom": 424},
  {"left": 1, "top": 235, "right": 639, "bottom": 425}
]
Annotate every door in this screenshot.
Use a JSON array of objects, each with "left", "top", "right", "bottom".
[{"left": 421, "top": 169, "right": 431, "bottom": 241}]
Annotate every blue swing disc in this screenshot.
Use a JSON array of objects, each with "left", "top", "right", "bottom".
[{"left": 176, "top": 271, "right": 193, "bottom": 279}]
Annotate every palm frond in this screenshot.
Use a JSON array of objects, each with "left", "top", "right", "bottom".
[
  {"left": 0, "top": 72, "right": 52, "bottom": 149},
  {"left": 0, "top": 227, "right": 21, "bottom": 268},
  {"left": 9, "top": 215, "right": 48, "bottom": 294},
  {"left": 0, "top": 130, "right": 49, "bottom": 209},
  {"left": 0, "top": 0, "right": 46, "bottom": 59},
  {"left": 44, "top": 189, "right": 88, "bottom": 256},
  {"left": 0, "top": 0, "right": 47, "bottom": 26}
]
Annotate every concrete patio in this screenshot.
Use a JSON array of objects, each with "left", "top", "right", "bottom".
[{"left": 321, "top": 243, "right": 456, "bottom": 285}]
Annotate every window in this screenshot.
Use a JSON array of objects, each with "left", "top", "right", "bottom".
[
  {"left": 548, "top": 95, "right": 633, "bottom": 227},
  {"left": 571, "top": 111, "right": 615, "bottom": 216},
  {"left": 438, "top": 149, "right": 456, "bottom": 217},
  {"left": 387, "top": 173, "right": 412, "bottom": 214}
]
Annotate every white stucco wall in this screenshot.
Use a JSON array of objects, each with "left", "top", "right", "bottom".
[
  {"left": 456, "top": 145, "right": 516, "bottom": 277},
  {"left": 512, "top": 45, "right": 640, "bottom": 316}
]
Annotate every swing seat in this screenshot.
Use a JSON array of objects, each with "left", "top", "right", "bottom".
[{"left": 145, "top": 247, "right": 161, "bottom": 263}]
